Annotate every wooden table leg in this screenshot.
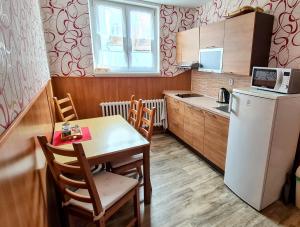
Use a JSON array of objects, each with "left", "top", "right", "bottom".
[{"left": 143, "top": 145, "right": 151, "bottom": 204}]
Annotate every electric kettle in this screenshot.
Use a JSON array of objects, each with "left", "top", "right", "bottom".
[{"left": 217, "top": 88, "right": 230, "bottom": 104}]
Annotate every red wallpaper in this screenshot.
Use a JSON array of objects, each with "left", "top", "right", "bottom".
[{"left": 0, "top": 0, "right": 50, "bottom": 135}]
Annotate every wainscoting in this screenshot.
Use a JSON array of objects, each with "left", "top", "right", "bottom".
[
  {"left": 0, "top": 81, "right": 54, "bottom": 227},
  {"left": 191, "top": 70, "right": 251, "bottom": 98},
  {"left": 51, "top": 71, "right": 191, "bottom": 120}
]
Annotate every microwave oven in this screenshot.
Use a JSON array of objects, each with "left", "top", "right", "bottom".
[
  {"left": 198, "top": 48, "right": 223, "bottom": 73},
  {"left": 251, "top": 67, "right": 300, "bottom": 94}
]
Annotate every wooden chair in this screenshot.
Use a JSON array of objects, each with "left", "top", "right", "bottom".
[
  {"left": 53, "top": 93, "right": 78, "bottom": 122},
  {"left": 128, "top": 95, "right": 143, "bottom": 129},
  {"left": 110, "top": 106, "right": 156, "bottom": 179},
  {"left": 37, "top": 136, "right": 141, "bottom": 227}
]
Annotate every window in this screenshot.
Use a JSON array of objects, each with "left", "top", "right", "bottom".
[{"left": 89, "top": 0, "right": 159, "bottom": 74}]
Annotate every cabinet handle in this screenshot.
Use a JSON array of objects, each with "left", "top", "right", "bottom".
[{"left": 206, "top": 45, "right": 216, "bottom": 48}]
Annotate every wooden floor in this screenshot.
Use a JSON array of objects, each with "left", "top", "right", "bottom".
[{"left": 103, "top": 133, "right": 300, "bottom": 227}]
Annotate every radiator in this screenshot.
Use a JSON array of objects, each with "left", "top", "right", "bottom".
[{"left": 100, "top": 99, "right": 166, "bottom": 127}]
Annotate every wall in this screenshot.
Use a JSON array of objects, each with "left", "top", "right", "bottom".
[
  {"left": 40, "top": 0, "right": 197, "bottom": 77},
  {"left": 195, "top": 0, "right": 300, "bottom": 69},
  {"left": 160, "top": 5, "right": 198, "bottom": 76},
  {"left": 191, "top": 70, "right": 251, "bottom": 98},
  {"left": 0, "top": 81, "right": 54, "bottom": 227},
  {"left": 0, "top": 0, "right": 50, "bottom": 136},
  {"left": 52, "top": 71, "right": 191, "bottom": 119}
]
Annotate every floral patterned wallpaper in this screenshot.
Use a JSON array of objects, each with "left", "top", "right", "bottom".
[
  {"left": 0, "top": 0, "right": 50, "bottom": 135},
  {"left": 41, "top": 0, "right": 93, "bottom": 77},
  {"left": 195, "top": 0, "right": 300, "bottom": 69}
]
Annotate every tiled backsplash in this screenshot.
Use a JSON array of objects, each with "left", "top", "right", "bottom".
[{"left": 191, "top": 70, "right": 251, "bottom": 98}]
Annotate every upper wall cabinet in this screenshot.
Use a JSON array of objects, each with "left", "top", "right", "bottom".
[
  {"left": 200, "top": 21, "right": 225, "bottom": 49},
  {"left": 223, "top": 12, "right": 274, "bottom": 76},
  {"left": 176, "top": 27, "right": 200, "bottom": 65}
]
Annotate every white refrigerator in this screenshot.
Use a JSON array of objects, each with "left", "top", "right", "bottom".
[{"left": 224, "top": 87, "right": 300, "bottom": 210}]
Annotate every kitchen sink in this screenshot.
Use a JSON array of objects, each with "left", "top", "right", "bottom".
[
  {"left": 214, "top": 105, "right": 230, "bottom": 113},
  {"left": 176, "top": 93, "right": 203, "bottom": 98}
]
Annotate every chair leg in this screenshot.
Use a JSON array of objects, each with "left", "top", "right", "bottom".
[
  {"left": 134, "top": 188, "right": 141, "bottom": 227},
  {"left": 95, "top": 217, "right": 106, "bottom": 227},
  {"left": 137, "top": 166, "right": 143, "bottom": 179},
  {"left": 106, "top": 162, "right": 112, "bottom": 172}
]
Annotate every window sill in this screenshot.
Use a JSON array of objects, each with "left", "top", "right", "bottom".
[{"left": 93, "top": 71, "right": 161, "bottom": 77}]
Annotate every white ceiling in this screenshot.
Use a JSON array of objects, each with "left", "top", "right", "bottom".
[{"left": 143, "top": 0, "right": 209, "bottom": 8}]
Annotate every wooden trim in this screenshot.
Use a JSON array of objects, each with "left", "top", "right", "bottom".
[
  {"left": 51, "top": 71, "right": 191, "bottom": 120},
  {"left": 0, "top": 79, "right": 51, "bottom": 146}
]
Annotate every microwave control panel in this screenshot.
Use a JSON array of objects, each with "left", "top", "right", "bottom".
[{"left": 277, "top": 69, "right": 291, "bottom": 93}]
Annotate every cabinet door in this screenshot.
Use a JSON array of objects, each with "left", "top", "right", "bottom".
[
  {"left": 176, "top": 32, "right": 183, "bottom": 64},
  {"left": 200, "top": 21, "right": 225, "bottom": 49},
  {"left": 176, "top": 27, "right": 200, "bottom": 64},
  {"left": 223, "top": 12, "right": 255, "bottom": 76},
  {"left": 184, "top": 104, "right": 205, "bottom": 153},
  {"left": 204, "top": 111, "right": 229, "bottom": 170},
  {"left": 166, "top": 96, "right": 184, "bottom": 139}
]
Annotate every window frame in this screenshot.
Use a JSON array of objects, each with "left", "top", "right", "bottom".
[{"left": 89, "top": 0, "right": 160, "bottom": 76}]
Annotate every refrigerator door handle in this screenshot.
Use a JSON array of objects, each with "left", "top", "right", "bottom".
[
  {"left": 229, "top": 93, "right": 235, "bottom": 114},
  {"left": 230, "top": 93, "right": 239, "bottom": 115}
]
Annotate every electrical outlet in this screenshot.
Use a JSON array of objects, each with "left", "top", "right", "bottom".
[{"left": 229, "top": 79, "right": 234, "bottom": 86}]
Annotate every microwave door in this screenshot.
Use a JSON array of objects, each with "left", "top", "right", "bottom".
[{"left": 252, "top": 68, "right": 278, "bottom": 90}]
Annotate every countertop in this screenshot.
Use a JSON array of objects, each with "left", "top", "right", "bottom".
[{"left": 163, "top": 90, "right": 230, "bottom": 119}]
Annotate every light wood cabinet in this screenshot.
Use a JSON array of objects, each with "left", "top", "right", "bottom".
[
  {"left": 183, "top": 104, "right": 205, "bottom": 153},
  {"left": 203, "top": 111, "right": 229, "bottom": 170},
  {"left": 166, "top": 95, "right": 229, "bottom": 171},
  {"left": 200, "top": 21, "right": 225, "bottom": 49},
  {"left": 166, "top": 96, "right": 184, "bottom": 138},
  {"left": 176, "top": 27, "right": 200, "bottom": 64},
  {"left": 223, "top": 12, "right": 274, "bottom": 76}
]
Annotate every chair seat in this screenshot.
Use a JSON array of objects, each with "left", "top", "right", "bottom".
[
  {"left": 68, "top": 172, "right": 138, "bottom": 212},
  {"left": 111, "top": 154, "right": 143, "bottom": 169}
]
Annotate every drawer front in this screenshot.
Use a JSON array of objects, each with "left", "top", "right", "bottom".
[{"left": 204, "top": 111, "right": 229, "bottom": 170}]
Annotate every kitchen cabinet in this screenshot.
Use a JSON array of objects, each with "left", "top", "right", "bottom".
[
  {"left": 200, "top": 21, "right": 225, "bottom": 49},
  {"left": 183, "top": 104, "right": 205, "bottom": 153},
  {"left": 166, "top": 95, "right": 229, "bottom": 171},
  {"left": 223, "top": 12, "right": 274, "bottom": 76},
  {"left": 166, "top": 96, "right": 184, "bottom": 139},
  {"left": 176, "top": 27, "right": 200, "bottom": 64},
  {"left": 203, "top": 111, "right": 229, "bottom": 170}
]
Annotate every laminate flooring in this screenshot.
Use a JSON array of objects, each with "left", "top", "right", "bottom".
[{"left": 104, "top": 133, "right": 300, "bottom": 227}]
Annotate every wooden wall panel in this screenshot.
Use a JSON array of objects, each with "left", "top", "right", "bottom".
[
  {"left": 0, "top": 81, "right": 53, "bottom": 227},
  {"left": 51, "top": 71, "right": 191, "bottom": 120},
  {"left": 191, "top": 70, "right": 251, "bottom": 98}
]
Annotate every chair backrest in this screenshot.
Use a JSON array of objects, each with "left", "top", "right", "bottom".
[
  {"left": 37, "top": 136, "right": 103, "bottom": 217},
  {"left": 127, "top": 95, "right": 143, "bottom": 129},
  {"left": 138, "top": 106, "right": 156, "bottom": 142},
  {"left": 53, "top": 93, "right": 78, "bottom": 122}
]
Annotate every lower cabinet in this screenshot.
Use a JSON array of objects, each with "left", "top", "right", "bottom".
[
  {"left": 166, "top": 96, "right": 184, "bottom": 139},
  {"left": 184, "top": 104, "right": 205, "bottom": 153},
  {"left": 166, "top": 95, "right": 229, "bottom": 171},
  {"left": 203, "top": 111, "right": 229, "bottom": 170}
]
